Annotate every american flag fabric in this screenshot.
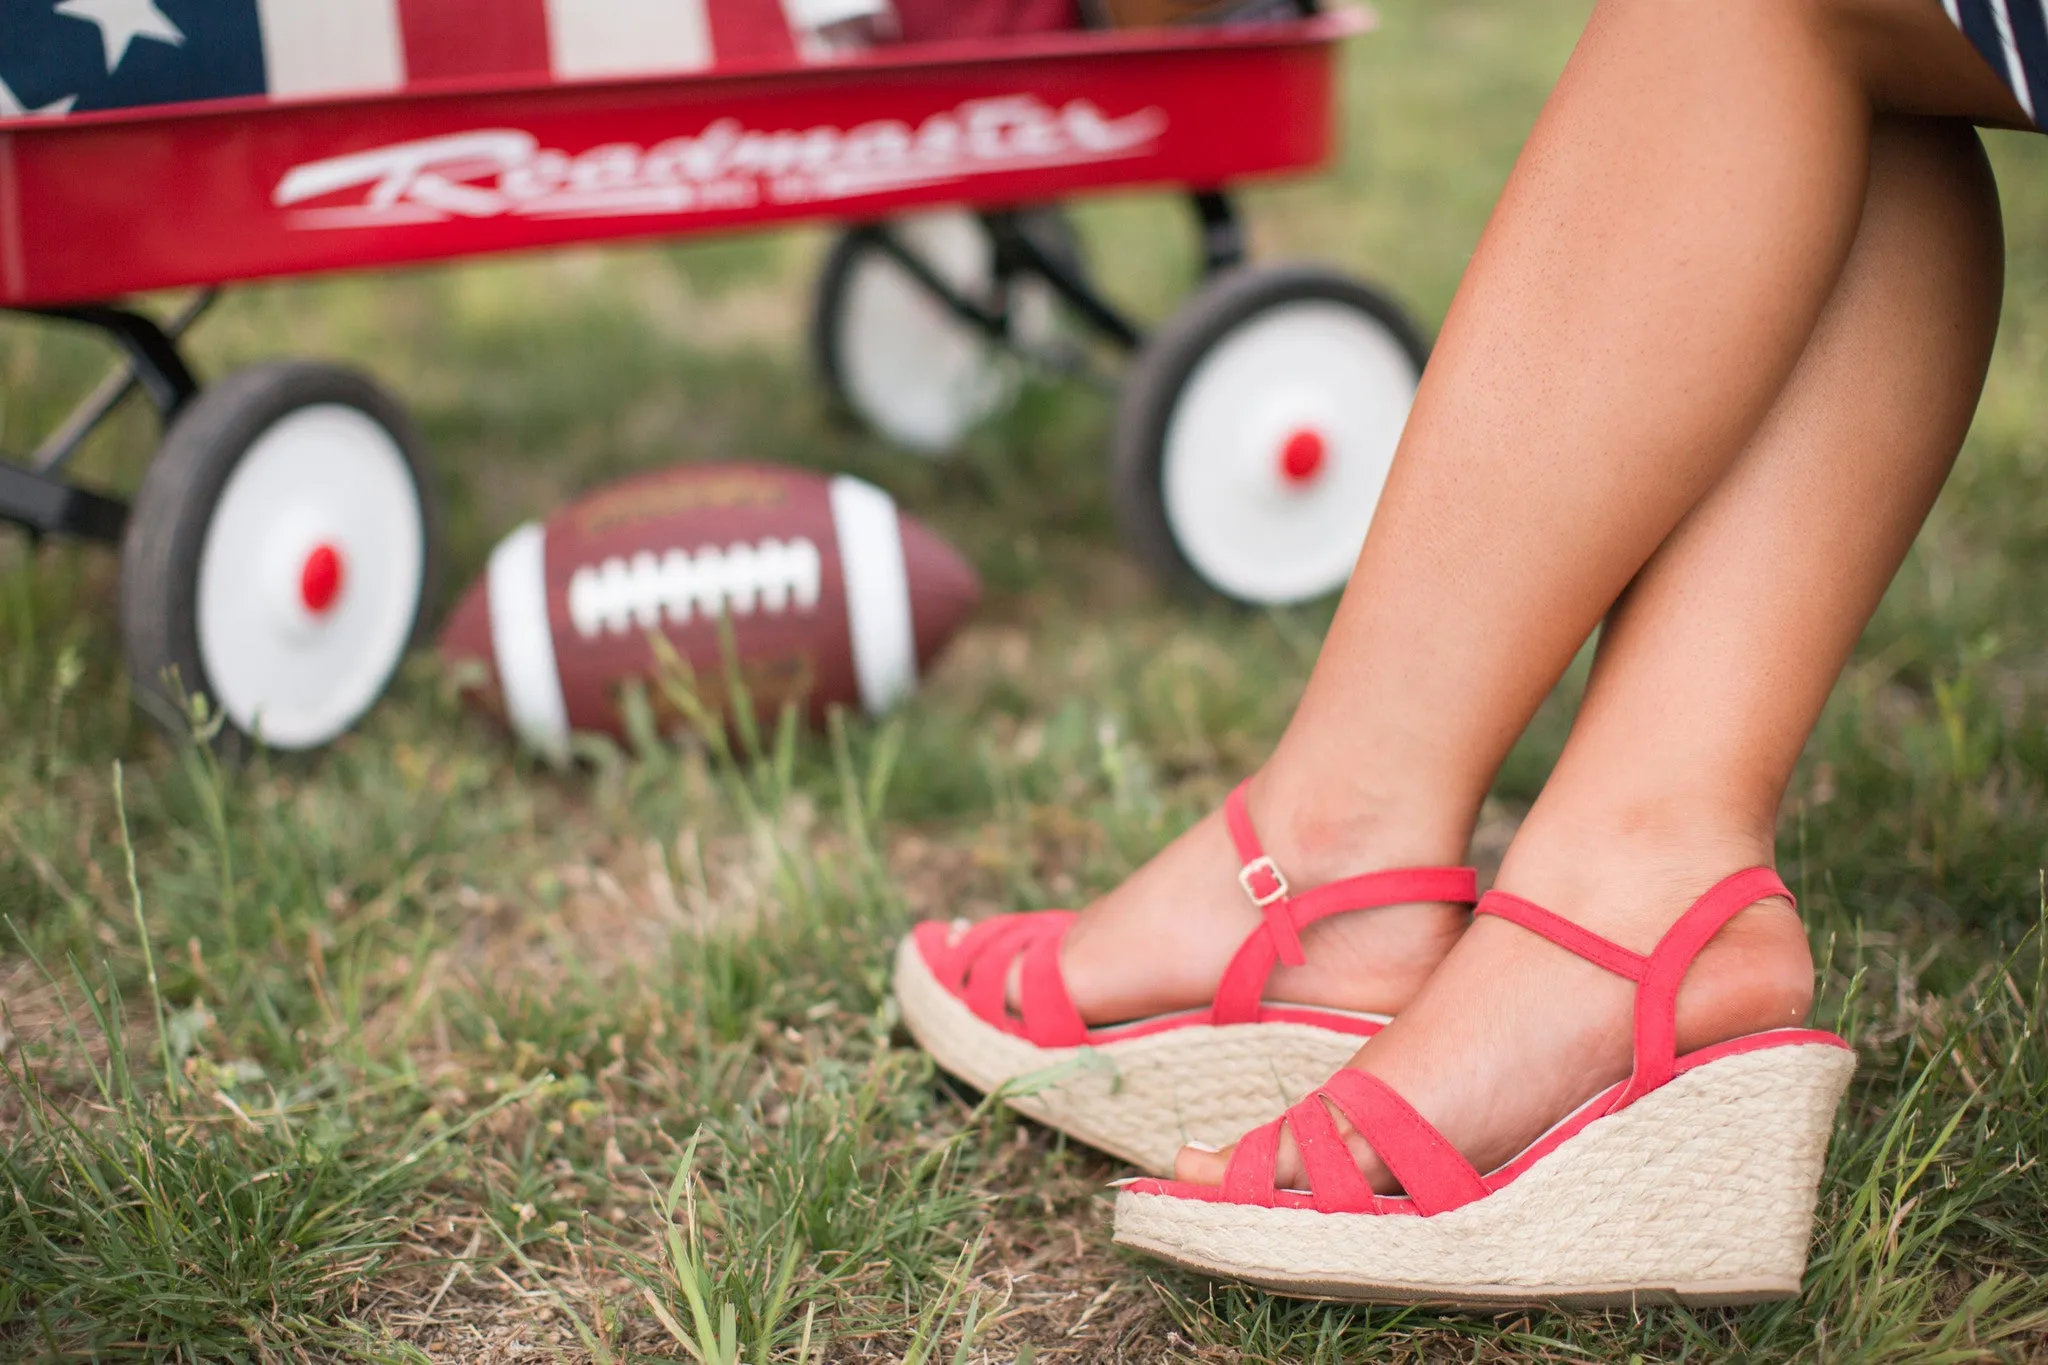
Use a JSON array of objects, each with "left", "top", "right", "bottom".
[
  {"left": 1948, "top": 0, "right": 2048, "bottom": 126},
  {"left": 0, "top": 0, "right": 831, "bottom": 119}
]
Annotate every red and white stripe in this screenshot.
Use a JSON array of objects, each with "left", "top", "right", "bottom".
[{"left": 254, "top": 0, "right": 819, "bottom": 101}]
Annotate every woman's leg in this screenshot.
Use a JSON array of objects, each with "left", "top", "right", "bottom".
[
  {"left": 1179, "top": 107, "right": 2004, "bottom": 1186},
  {"left": 1051, "top": 0, "right": 2016, "bottom": 1029}
]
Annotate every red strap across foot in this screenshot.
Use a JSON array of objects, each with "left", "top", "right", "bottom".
[
  {"left": 941, "top": 912, "right": 1087, "bottom": 1047},
  {"left": 1318, "top": 1068, "right": 1485, "bottom": 1214},
  {"left": 1215, "top": 1067, "right": 1485, "bottom": 1215},
  {"left": 962, "top": 918, "right": 1038, "bottom": 1025},
  {"left": 1222, "top": 1117, "right": 1283, "bottom": 1207},
  {"left": 1018, "top": 925, "right": 1088, "bottom": 1048},
  {"left": 1281, "top": 1091, "right": 1376, "bottom": 1210},
  {"left": 1475, "top": 892, "right": 1649, "bottom": 980},
  {"left": 1476, "top": 866, "right": 1794, "bottom": 1109}
]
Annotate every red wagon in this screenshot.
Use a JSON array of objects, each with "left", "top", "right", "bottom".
[{"left": 0, "top": 0, "right": 1426, "bottom": 751}]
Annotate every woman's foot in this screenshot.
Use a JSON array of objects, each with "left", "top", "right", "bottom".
[
  {"left": 1034, "top": 772, "right": 1474, "bottom": 1026},
  {"left": 1173, "top": 817, "right": 1816, "bottom": 1188},
  {"left": 897, "top": 773, "right": 1479, "bottom": 1175}
]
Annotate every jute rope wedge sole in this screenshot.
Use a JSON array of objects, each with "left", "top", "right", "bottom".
[
  {"left": 893, "top": 780, "right": 1477, "bottom": 1177},
  {"left": 1112, "top": 867, "right": 1856, "bottom": 1306},
  {"left": 895, "top": 934, "right": 1369, "bottom": 1174},
  {"left": 1116, "top": 1040, "right": 1854, "bottom": 1306}
]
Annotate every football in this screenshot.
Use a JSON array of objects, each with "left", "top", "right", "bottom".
[{"left": 439, "top": 462, "right": 979, "bottom": 752}]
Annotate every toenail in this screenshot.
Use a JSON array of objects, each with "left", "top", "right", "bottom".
[{"left": 1183, "top": 1140, "right": 1220, "bottom": 1153}]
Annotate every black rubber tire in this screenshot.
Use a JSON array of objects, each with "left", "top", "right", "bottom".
[
  {"left": 1111, "top": 263, "right": 1431, "bottom": 605},
  {"left": 809, "top": 206, "right": 1087, "bottom": 447},
  {"left": 119, "top": 360, "right": 441, "bottom": 755}
]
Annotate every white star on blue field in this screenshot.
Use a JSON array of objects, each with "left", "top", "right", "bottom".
[
  {"left": 53, "top": 0, "right": 186, "bottom": 73},
  {"left": 0, "top": 0, "right": 265, "bottom": 115}
]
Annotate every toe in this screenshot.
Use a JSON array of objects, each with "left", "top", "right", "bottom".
[{"left": 1174, "top": 1126, "right": 1315, "bottom": 1188}]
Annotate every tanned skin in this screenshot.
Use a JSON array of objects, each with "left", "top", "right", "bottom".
[{"left": 1001, "top": 0, "right": 2025, "bottom": 1189}]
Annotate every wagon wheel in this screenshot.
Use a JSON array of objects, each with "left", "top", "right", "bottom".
[
  {"left": 1113, "top": 264, "right": 1429, "bottom": 606},
  {"left": 811, "top": 207, "right": 1084, "bottom": 455},
  {"left": 120, "top": 361, "right": 441, "bottom": 754}
]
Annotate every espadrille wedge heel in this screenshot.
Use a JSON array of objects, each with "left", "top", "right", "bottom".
[
  {"left": 894, "top": 780, "right": 1477, "bottom": 1177},
  {"left": 1113, "top": 867, "right": 1855, "bottom": 1306}
]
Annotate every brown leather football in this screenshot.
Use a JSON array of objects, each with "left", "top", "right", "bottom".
[{"left": 439, "top": 462, "right": 978, "bottom": 752}]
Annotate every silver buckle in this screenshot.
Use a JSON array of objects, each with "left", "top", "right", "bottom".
[{"left": 1237, "top": 855, "right": 1289, "bottom": 907}]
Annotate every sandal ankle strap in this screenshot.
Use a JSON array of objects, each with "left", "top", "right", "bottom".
[
  {"left": 1225, "top": 783, "right": 1308, "bottom": 963},
  {"left": 1209, "top": 868, "right": 1805, "bottom": 1217},
  {"left": 1475, "top": 866, "right": 1794, "bottom": 1108},
  {"left": 1210, "top": 780, "right": 1479, "bottom": 1026}
]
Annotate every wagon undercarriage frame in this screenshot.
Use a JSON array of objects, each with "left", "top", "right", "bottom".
[
  {"left": 0, "top": 292, "right": 215, "bottom": 543},
  {"left": 0, "top": 183, "right": 1247, "bottom": 546}
]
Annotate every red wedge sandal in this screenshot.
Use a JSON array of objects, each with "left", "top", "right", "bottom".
[
  {"left": 894, "top": 780, "right": 1477, "bottom": 1175},
  {"left": 1113, "top": 867, "right": 1855, "bottom": 1306}
]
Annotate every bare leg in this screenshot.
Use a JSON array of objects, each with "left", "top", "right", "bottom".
[
  {"left": 1052, "top": 0, "right": 2017, "bottom": 1033},
  {"left": 1178, "top": 104, "right": 2003, "bottom": 1185}
]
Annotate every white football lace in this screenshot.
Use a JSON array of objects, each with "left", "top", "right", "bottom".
[{"left": 566, "top": 537, "right": 824, "bottom": 638}]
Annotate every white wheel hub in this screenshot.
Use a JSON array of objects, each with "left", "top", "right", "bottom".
[
  {"left": 834, "top": 211, "right": 1061, "bottom": 454},
  {"left": 196, "top": 403, "right": 425, "bottom": 748},
  {"left": 1160, "top": 299, "right": 1420, "bottom": 605}
]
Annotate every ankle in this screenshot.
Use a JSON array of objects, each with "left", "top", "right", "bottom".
[
  {"left": 1244, "top": 764, "right": 1475, "bottom": 888},
  {"left": 1499, "top": 792, "right": 1777, "bottom": 925},
  {"left": 1240, "top": 766, "right": 1478, "bottom": 1017}
]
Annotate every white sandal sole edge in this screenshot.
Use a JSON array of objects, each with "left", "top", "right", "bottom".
[
  {"left": 893, "top": 934, "right": 1367, "bottom": 1176},
  {"left": 1112, "top": 1040, "right": 1855, "bottom": 1306}
]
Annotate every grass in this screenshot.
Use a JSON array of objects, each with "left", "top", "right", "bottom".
[{"left": 3, "top": 0, "right": 2048, "bottom": 1357}]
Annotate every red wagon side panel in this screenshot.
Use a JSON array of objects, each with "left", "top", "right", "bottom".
[{"left": 0, "top": 17, "right": 1359, "bottom": 306}]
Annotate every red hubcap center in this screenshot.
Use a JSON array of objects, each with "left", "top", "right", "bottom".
[
  {"left": 300, "top": 543, "right": 345, "bottom": 615},
  {"left": 1279, "top": 429, "right": 1327, "bottom": 485}
]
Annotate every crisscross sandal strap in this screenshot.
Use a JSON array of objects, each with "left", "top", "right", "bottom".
[
  {"left": 1281, "top": 1091, "right": 1375, "bottom": 1211},
  {"left": 1475, "top": 867, "right": 1795, "bottom": 1110},
  {"left": 929, "top": 913, "right": 1031, "bottom": 984},
  {"left": 1221, "top": 1115, "right": 1285, "bottom": 1207},
  {"left": 1203, "top": 871, "right": 1800, "bottom": 1218},
  {"left": 1017, "top": 922, "right": 1089, "bottom": 1048},
  {"left": 963, "top": 918, "right": 1043, "bottom": 1021},
  {"left": 1319, "top": 1068, "right": 1486, "bottom": 1214},
  {"left": 957, "top": 911, "right": 1088, "bottom": 1047},
  {"left": 1216, "top": 1068, "right": 1486, "bottom": 1215},
  {"left": 1212, "top": 782, "right": 1478, "bottom": 1026}
]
